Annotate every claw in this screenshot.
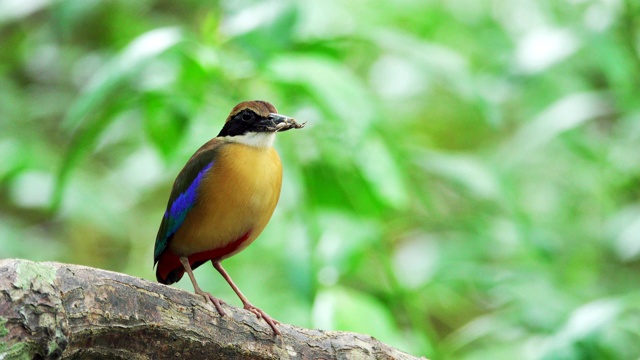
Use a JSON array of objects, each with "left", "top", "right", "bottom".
[
  {"left": 195, "top": 289, "right": 226, "bottom": 316},
  {"left": 245, "top": 304, "right": 280, "bottom": 335},
  {"left": 180, "top": 257, "right": 226, "bottom": 317},
  {"left": 212, "top": 260, "right": 281, "bottom": 336}
]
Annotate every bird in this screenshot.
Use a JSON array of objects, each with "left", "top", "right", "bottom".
[{"left": 153, "top": 100, "right": 304, "bottom": 335}]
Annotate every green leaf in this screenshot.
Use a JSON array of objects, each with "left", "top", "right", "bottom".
[
  {"left": 267, "top": 55, "right": 377, "bottom": 139},
  {"left": 502, "top": 92, "right": 614, "bottom": 164},
  {"left": 356, "top": 136, "right": 410, "bottom": 208},
  {"left": 142, "top": 92, "right": 189, "bottom": 160},
  {"left": 51, "top": 28, "right": 184, "bottom": 210}
]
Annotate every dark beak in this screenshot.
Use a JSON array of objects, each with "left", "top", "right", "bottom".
[{"left": 261, "top": 113, "right": 305, "bottom": 132}]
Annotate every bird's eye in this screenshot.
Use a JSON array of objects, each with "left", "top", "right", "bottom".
[{"left": 241, "top": 111, "right": 253, "bottom": 121}]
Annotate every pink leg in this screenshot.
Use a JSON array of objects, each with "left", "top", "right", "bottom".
[
  {"left": 179, "top": 257, "right": 225, "bottom": 316},
  {"left": 212, "top": 260, "right": 280, "bottom": 335}
]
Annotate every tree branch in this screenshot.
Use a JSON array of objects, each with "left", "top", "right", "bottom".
[{"left": 0, "top": 259, "right": 424, "bottom": 360}]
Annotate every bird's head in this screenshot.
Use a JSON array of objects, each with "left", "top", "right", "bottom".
[{"left": 218, "top": 101, "right": 304, "bottom": 138}]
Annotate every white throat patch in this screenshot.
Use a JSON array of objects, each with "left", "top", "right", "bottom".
[{"left": 223, "top": 132, "right": 276, "bottom": 148}]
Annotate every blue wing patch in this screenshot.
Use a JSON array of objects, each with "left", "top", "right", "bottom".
[
  {"left": 165, "top": 160, "right": 214, "bottom": 237},
  {"left": 154, "top": 160, "right": 214, "bottom": 261}
]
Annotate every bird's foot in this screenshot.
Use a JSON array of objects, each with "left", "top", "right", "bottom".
[
  {"left": 244, "top": 303, "right": 280, "bottom": 335},
  {"left": 194, "top": 288, "right": 226, "bottom": 316}
]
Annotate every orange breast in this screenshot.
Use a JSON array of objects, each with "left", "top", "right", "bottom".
[{"left": 168, "top": 142, "right": 283, "bottom": 259}]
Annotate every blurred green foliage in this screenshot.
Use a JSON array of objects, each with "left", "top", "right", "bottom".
[{"left": 2, "top": 0, "right": 640, "bottom": 358}]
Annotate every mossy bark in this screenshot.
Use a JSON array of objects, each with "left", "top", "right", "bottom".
[{"left": 0, "top": 259, "right": 424, "bottom": 360}]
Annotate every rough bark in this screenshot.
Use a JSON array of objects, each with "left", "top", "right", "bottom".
[{"left": 0, "top": 259, "right": 424, "bottom": 360}]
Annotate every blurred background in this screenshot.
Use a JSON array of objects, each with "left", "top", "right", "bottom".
[{"left": 1, "top": 0, "right": 640, "bottom": 358}]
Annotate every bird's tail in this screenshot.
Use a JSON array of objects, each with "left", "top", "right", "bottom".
[{"left": 155, "top": 251, "right": 185, "bottom": 285}]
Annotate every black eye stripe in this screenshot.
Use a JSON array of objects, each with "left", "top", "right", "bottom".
[
  {"left": 240, "top": 110, "right": 255, "bottom": 122},
  {"left": 217, "top": 109, "right": 266, "bottom": 137}
]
